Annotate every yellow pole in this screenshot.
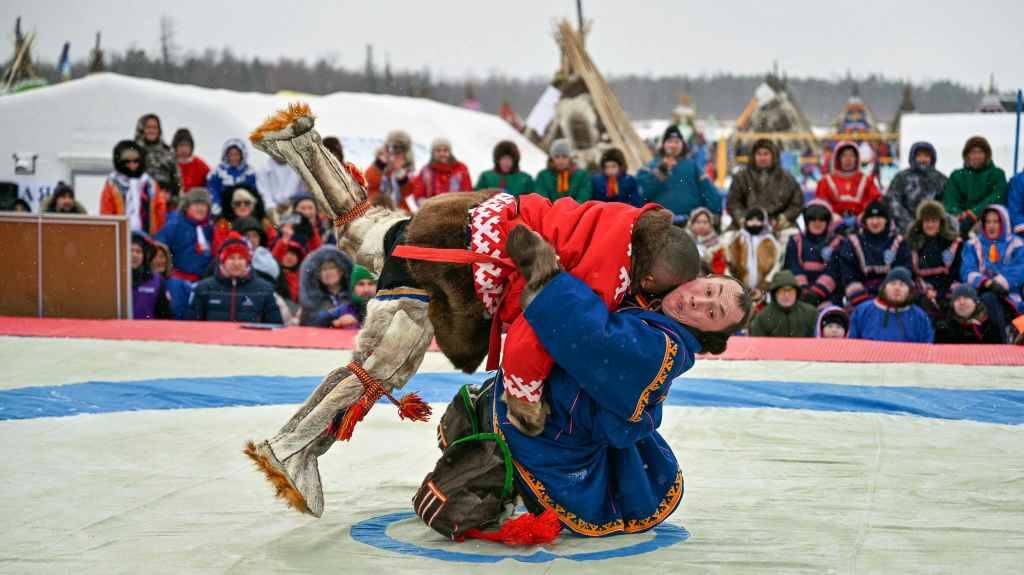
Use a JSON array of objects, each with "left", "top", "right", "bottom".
[{"left": 716, "top": 135, "right": 728, "bottom": 188}]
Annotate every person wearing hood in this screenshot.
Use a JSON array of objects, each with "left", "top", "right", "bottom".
[
  {"left": 366, "top": 130, "right": 417, "bottom": 213},
  {"left": 837, "top": 199, "right": 911, "bottom": 306},
  {"left": 637, "top": 125, "right": 721, "bottom": 224},
  {"left": 187, "top": 231, "right": 282, "bottom": 323},
  {"left": 815, "top": 305, "right": 849, "bottom": 338},
  {"left": 172, "top": 128, "right": 210, "bottom": 194},
  {"left": 475, "top": 140, "right": 534, "bottom": 197},
  {"left": 155, "top": 187, "right": 214, "bottom": 282},
  {"left": 130, "top": 231, "right": 172, "bottom": 320},
  {"left": 907, "top": 201, "right": 963, "bottom": 318},
  {"left": 206, "top": 138, "right": 259, "bottom": 210},
  {"left": 534, "top": 138, "right": 592, "bottom": 203},
  {"left": 749, "top": 270, "right": 819, "bottom": 337},
  {"left": 786, "top": 200, "right": 844, "bottom": 307},
  {"left": 849, "top": 267, "right": 933, "bottom": 343},
  {"left": 726, "top": 206, "right": 781, "bottom": 291},
  {"left": 149, "top": 238, "right": 192, "bottom": 320},
  {"left": 1009, "top": 170, "right": 1024, "bottom": 237},
  {"left": 211, "top": 184, "right": 277, "bottom": 255},
  {"left": 889, "top": 141, "right": 948, "bottom": 233},
  {"left": 960, "top": 204, "right": 1024, "bottom": 339},
  {"left": 591, "top": 148, "right": 643, "bottom": 207},
  {"left": 298, "top": 245, "right": 357, "bottom": 328},
  {"left": 815, "top": 140, "right": 882, "bottom": 219},
  {"left": 726, "top": 139, "right": 803, "bottom": 233},
  {"left": 100, "top": 140, "right": 167, "bottom": 234},
  {"left": 411, "top": 137, "right": 473, "bottom": 205},
  {"left": 43, "top": 182, "right": 87, "bottom": 214},
  {"left": 934, "top": 285, "right": 1004, "bottom": 344},
  {"left": 944, "top": 136, "right": 1008, "bottom": 234},
  {"left": 135, "top": 113, "right": 182, "bottom": 199},
  {"left": 686, "top": 206, "right": 727, "bottom": 274}
]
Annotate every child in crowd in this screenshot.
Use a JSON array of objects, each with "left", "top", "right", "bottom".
[
  {"left": 816, "top": 306, "right": 849, "bottom": 338},
  {"left": 685, "top": 207, "right": 727, "bottom": 274}
]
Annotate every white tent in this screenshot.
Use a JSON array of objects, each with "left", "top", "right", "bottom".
[
  {"left": 0, "top": 73, "right": 545, "bottom": 213},
  {"left": 899, "top": 112, "right": 1020, "bottom": 176}
]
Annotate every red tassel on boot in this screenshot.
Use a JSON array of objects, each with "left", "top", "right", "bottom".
[
  {"left": 397, "top": 392, "right": 432, "bottom": 422},
  {"left": 462, "top": 509, "right": 562, "bottom": 546}
]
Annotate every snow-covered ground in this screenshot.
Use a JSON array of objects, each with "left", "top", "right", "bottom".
[{"left": 1, "top": 336, "right": 1021, "bottom": 574}]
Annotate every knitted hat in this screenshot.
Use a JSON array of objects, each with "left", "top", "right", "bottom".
[
  {"left": 950, "top": 284, "right": 979, "bottom": 303},
  {"left": 821, "top": 308, "right": 849, "bottom": 331},
  {"left": 52, "top": 181, "right": 75, "bottom": 201},
  {"left": 349, "top": 264, "right": 378, "bottom": 305},
  {"left": 171, "top": 128, "right": 194, "bottom": 149},
  {"left": 881, "top": 266, "right": 913, "bottom": 290},
  {"left": 219, "top": 231, "right": 252, "bottom": 264},
  {"left": 661, "top": 124, "right": 684, "bottom": 144},
  {"left": 550, "top": 138, "right": 572, "bottom": 158},
  {"left": 862, "top": 199, "right": 890, "bottom": 222},
  {"left": 180, "top": 187, "right": 212, "bottom": 211}
]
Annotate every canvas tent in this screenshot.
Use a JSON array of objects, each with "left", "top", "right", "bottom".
[{"left": 0, "top": 73, "right": 545, "bottom": 213}]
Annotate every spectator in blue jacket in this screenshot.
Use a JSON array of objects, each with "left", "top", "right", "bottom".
[
  {"left": 637, "top": 125, "right": 720, "bottom": 225},
  {"left": 155, "top": 187, "right": 214, "bottom": 283},
  {"left": 187, "top": 232, "right": 283, "bottom": 324},
  {"left": 960, "top": 204, "right": 1024, "bottom": 339},
  {"left": 591, "top": 148, "right": 643, "bottom": 207},
  {"left": 206, "top": 138, "right": 258, "bottom": 211},
  {"left": 849, "top": 267, "right": 934, "bottom": 343},
  {"left": 1008, "top": 171, "right": 1024, "bottom": 237}
]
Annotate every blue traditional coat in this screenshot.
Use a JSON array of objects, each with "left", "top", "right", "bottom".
[{"left": 493, "top": 272, "right": 699, "bottom": 536}]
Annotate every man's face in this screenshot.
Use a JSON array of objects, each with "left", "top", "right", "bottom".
[
  {"left": 838, "top": 148, "right": 858, "bottom": 172},
  {"left": 55, "top": 195, "right": 75, "bottom": 212},
  {"left": 774, "top": 286, "right": 797, "bottom": 308},
  {"left": 663, "top": 137, "right": 684, "bottom": 157},
  {"left": 953, "top": 296, "right": 977, "bottom": 319},
  {"left": 223, "top": 253, "right": 248, "bottom": 278},
  {"left": 823, "top": 323, "right": 846, "bottom": 338},
  {"left": 432, "top": 146, "right": 451, "bottom": 164},
  {"left": 660, "top": 276, "right": 746, "bottom": 333},
  {"left": 883, "top": 281, "right": 910, "bottom": 305},
  {"left": 922, "top": 217, "right": 941, "bottom": 237},
  {"left": 244, "top": 230, "right": 262, "bottom": 248},
  {"left": 226, "top": 147, "right": 243, "bottom": 167},
  {"left": 186, "top": 202, "right": 209, "bottom": 221},
  {"left": 143, "top": 118, "right": 160, "bottom": 142},
  {"left": 807, "top": 217, "right": 828, "bottom": 235},
  {"left": 754, "top": 148, "right": 774, "bottom": 169},
  {"left": 864, "top": 216, "right": 887, "bottom": 235},
  {"left": 131, "top": 244, "right": 144, "bottom": 269},
  {"left": 175, "top": 142, "right": 193, "bottom": 161},
  {"left": 602, "top": 161, "right": 621, "bottom": 179},
  {"left": 967, "top": 147, "right": 986, "bottom": 170},
  {"left": 552, "top": 155, "right": 571, "bottom": 171},
  {"left": 914, "top": 150, "right": 932, "bottom": 168},
  {"left": 295, "top": 199, "right": 317, "bottom": 223},
  {"left": 354, "top": 278, "right": 377, "bottom": 299},
  {"left": 690, "top": 213, "right": 712, "bottom": 237},
  {"left": 983, "top": 211, "right": 1001, "bottom": 239},
  {"left": 498, "top": 155, "right": 514, "bottom": 173},
  {"left": 151, "top": 249, "right": 168, "bottom": 274}
]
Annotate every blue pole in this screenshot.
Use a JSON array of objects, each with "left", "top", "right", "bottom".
[{"left": 1015, "top": 89, "right": 1022, "bottom": 177}]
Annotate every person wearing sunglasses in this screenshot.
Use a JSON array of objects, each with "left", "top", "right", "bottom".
[
  {"left": 100, "top": 140, "right": 167, "bottom": 234},
  {"left": 211, "top": 184, "right": 277, "bottom": 256}
]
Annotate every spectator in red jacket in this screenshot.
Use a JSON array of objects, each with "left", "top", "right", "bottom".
[
  {"left": 173, "top": 128, "right": 210, "bottom": 197},
  {"left": 815, "top": 141, "right": 881, "bottom": 220},
  {"left": 411, "top": 137, "right": 472, "bottom": 207}
]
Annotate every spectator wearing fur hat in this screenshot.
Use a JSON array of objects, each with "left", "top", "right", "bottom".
[
  {"left": 591, "top": 148, "right": 643, "bottom": 207},
  {"left": 907, "top": 200, "right": 962, "bottom": 319},
  {"left": 211, "top": 184, "right": 277, "bottom": 255},
  {"left": 944, "top": 136, "right": 1008, "bottom": 235},
  {"left": 206, "top": 138, "right": 259, "bottom": 211},
  {"left": 135, "top": 113, "right": 182, "bottom": 199},
  {"left": 188, "top": 232, "right": 282, "bottom": 323},
  {"left": 298, "top": 246, "right": 356, "bottom": 328},
  {"left": 101, "top": 140, "right": 167, "bottom": 234},
  {"left": 475, "top": 140, "right": 534, "bottom": 197},
  {"left": 638, "top": 125, "right": 721, "bottom": 224},
  {"left": 172, "top": 128, "right": 210, "bottom": 195},
  {"left": 148, "top": 239, "right": 191, "bottom": 320},
  {"left": 787, "top": 200, "right": 844, "bottom": 307},
  {"left": 749, "top": 270, "right": 819, "bottom": 337},
  {"left": 43, "top": 182, "right": 87, "bottom": 214},
  {"left": 889, "top": 141, "right": 948, "bottom": 233},
  {"left": 155, "top": 187, "right": 214, "bottom": 282},
  {"left": 534, "top": 138, "right": 592, "bottom": 203},
  {"left": 816, "top": 305, "right": 849, "bottom": 338},
  {"left": 726, "top": 206, "right": 781, "bottom": 292},
  {"left": 411, "top": 137, "right": 472, "bottom": 206},
  {"left": 727, "top": 139, "right": 803, "bottom": 233},
  {"left": 130, "top": 231, "right": 172, "bottom": 320},
  {"left": 849, "top": 267, "right": 933, "bottom": 343},
  {"left": 837, "top": 199, "right": 911, "bottom": 306},
  {"left": 686, "top": 207, "right": 728, "bottom": 275},
  {"left": 365, "top": 130, "right": 416, "bottom": 213},
  {"left": 815, "top": 141, "right": 881, "bottom": 220},
  {"left": 934, "top": 285, "right": 1004, "bottom": 344},
  {"left": 960, "top": 204, "right": 1024, "bottom": 339}
]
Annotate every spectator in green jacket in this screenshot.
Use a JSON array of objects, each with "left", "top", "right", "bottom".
[
  {"left": 475, "top": 140, "right": 534, "bottom": 196},
  {"left": 534, "top": 138, "right": 592, "bottom": 203},
  {"left": 749, "top": 270, "right": 819, "bottom": 337},
  {"left": 944, "top": 136, "right": 1008, "bottom": 235}
]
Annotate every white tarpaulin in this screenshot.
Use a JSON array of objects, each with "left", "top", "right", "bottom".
[{"left": 899, "top": 112, "right": 1020, "bottom": 176}]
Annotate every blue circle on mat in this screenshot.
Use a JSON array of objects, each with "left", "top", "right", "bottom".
[{"left": 350, "top": 511, "right": 689, "bottom": 563}]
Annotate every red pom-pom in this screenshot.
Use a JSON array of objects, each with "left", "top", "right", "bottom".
[{"left": 463, "top": 509, "right": 561, "bottom": 546}]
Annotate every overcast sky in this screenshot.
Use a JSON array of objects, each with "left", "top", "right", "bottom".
[{"left": 4, "top": 0, "right": 1022, "bottom": 90}]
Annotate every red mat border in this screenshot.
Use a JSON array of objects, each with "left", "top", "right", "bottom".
[{"left": 1, "top": 316, "right": 1021, "bottom": 366}]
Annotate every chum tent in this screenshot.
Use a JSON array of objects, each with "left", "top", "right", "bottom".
[{"left": 0, "top": 73, "right": 545, "bottom": 213}]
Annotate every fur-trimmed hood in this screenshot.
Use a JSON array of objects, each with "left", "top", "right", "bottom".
[
  {"left": 907, "top": 141, "right": 937, "bottom": 171},
  {"left": 135, "top": 113, "right": 167, "bottom": 147},
  {"left": 829, "top": 140, "right": 860, "bottom": 174},
  {"left": 112, "top": 140, "right": 147, "bottom": 178},
  {"left": 220, "top": 138, "right": 251, "bottom": 166},
  {"left": 749, "top": 138, "right": 779, "bottom": 171},
  {"left": 298, "top": 245, "right": 354, "bottom": 310},
  {"left": 979, "top": 204, "right": 1013, "bottom": 243},
  {"left": 492, "top": 140, "right": 521, "bottom": 172},
  {"left": 962, "top": 136, "right": 992, "bottom": 163}
]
